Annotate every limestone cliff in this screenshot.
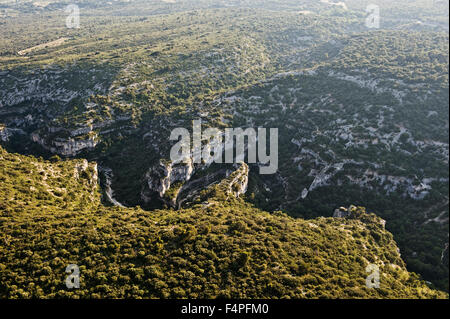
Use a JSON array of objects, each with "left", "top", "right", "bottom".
[{"left": 141, "top": 159, "right": 195, "bottom": 203}]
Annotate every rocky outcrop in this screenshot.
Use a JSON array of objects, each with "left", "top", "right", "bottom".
[
  {"left": 74, "top": 159, "right": 98, "bottom": 185},
  {"left": 333, "top": 206, "right": 351, "bottom": 218},
  {"left": 224, "top": 162, "right": 249, "bottom": 198},
  {"left": 301, "top": 188, "right": 309, "bottom": 199},
  {"left": 334, "top": 205, "right": 386, "bottom": 229},
  {"left": 0, "top": 67, "right": 111, "bottom": 108},
  {"left": 141, "top": 159, "right": 195, "bottom": 203},
  {"left": 175, "top": 168, "right": 230, "bottom": 208},
  {"left": 0, "top": 126, "right": 25, "bottom": 142},
  {"left": 141, "top": 160, "right": 249, "bottom": 208},
  {"left": 73, "top": 160, "right": 99, "bottom": 202},
  {"left": 177, "top": 162, "right": 249, "bottom": 208},
  {"left": 31, "top": 132, "right": 98, "bottom": 156},
  {"left": 0, "top": 126, "right": 9, "bottom": 142}
]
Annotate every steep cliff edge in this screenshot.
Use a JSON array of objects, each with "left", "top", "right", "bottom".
[
  {"left": 140, "top": 159, "right": 195, "bottom": 206},
  {"left": 141, "top": 160, "right": 249, "bottom": 209}
]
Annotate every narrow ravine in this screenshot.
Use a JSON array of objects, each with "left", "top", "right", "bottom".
[{"left": 101, "top": 167, "right": 125, "bottom": 207}]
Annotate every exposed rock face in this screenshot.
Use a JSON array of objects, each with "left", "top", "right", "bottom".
[
  {"left": 226, "top": 162, "right": 249, "bottom": 198},
  {"left": 101, "top": 167, "right": 125, "bottom": 207},
  {"left": 141, "top": 159, "right": 194, "bottom": 202},
  {"left": 0, "top": 126, "right": 25, "bottom": 142},
  {"left": 333, "top": 206, "right": 351, "bottom": 218},
  {"left": 175, "top": 168, "right": 229, "bottom": 208},
  {"left": 0, "top": 67, "right": 111, "bottom": 108},
  {"left": 73, "top": 160, "right": 99, "bottom": 202},
  {"left": 31, "top": 132, "right": 98, "bottom": 156},
  {"left": 74, "top": 159, "right": 98, "bottom": 184},
  {"left": 177, "top": 162, "right": 249, "bottom": 208},
  {"left": 141, "top": 160, "right": 249, "bottom": 208},
  {"left": 0, "top": 126, "right": 8, "bottom": 142},
  {"left": 334, "top": 205, "right": 387, "bottom": 229},
  {"left": 0, "top": 126, "right": 10, "bottom": 142},
  {"left": 301, "top": 188, "right": 309, "bottom": 199}
]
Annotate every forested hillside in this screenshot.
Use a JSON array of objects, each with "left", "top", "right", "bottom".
[
  {"left": 0, "top": 146, "right": 447, "bottom": 298},
  {"left": 0, "top": 0, "right": 448, "bottom": 296}
]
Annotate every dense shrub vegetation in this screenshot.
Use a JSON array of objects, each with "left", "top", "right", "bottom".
[
  {"left": 0, "top": 146, "right": 447, "bottom": 298},
  {"left": 0, "top": 0, "right": 448, "bottom": 295}
]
